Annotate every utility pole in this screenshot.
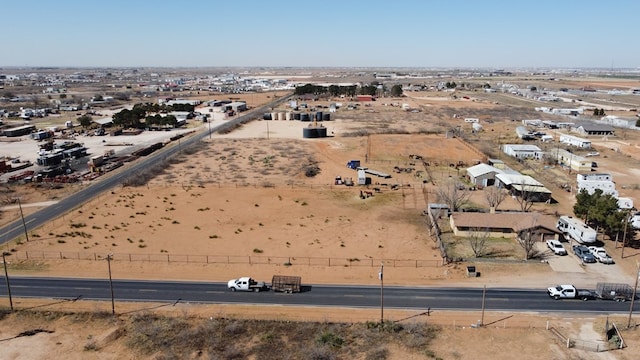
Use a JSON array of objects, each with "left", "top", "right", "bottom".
[
  {"left": 379, "top": 262, "right": 384, "bottom": 325},
  {"left": 627, "top": 261, "right": 639, "bottom": 328},
  {"left": 2, "top": 252, "right": 14, "bottom": 311},
  {"left": 619, "top": 210, "right": 629, "bottom": 249},
  {"left": 17, "top": 198, "right": 29, "bottom": 242},
  {"left": 107, "top": 254, "right": 115, "bottom": 315},
  {"left": 481, "top": 285, "right": 486, "bottom": 327}
]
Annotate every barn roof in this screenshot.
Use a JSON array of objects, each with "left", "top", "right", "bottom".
[{"left": 451, "top": 212, "right": 559, "bottom": 233}]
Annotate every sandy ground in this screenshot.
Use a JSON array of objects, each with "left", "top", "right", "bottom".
[{"left": 2, "top": 89, "right": 640, "bottom": 359}]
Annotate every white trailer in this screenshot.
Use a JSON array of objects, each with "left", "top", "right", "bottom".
[
  {"left": 556, "top": 216, "right": 597, "bottom": 244},
  {"left": 357, "top": 169, "right": 367, "bottom": 185},
  {"left": 559, "top": 134, "right": 591, "bottom": 149}
]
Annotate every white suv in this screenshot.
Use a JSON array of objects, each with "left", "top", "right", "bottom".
[{"left": 546, "top": 239, "right": 567, "bottom": 256}]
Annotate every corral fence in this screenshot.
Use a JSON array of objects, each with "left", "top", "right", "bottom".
[
  {"left": 152, "top": 181, "right": 432, "bottom": 191},
  {"left": 6, "top": 250, "right": 442, "bottom": 268},
  {"left": 425, "top": 205, "right": 450, "bottom": 265},
  {"left": 549, "top": 322, "right": 626, "bottom": 353}
]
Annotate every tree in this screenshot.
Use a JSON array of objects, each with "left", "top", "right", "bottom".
[
  {"left": 513, "top": 182, "right": 536, "bottom": 212},
  {"left": 78, "top": 114, "right": 93, "bottom": 128},
  {"left": 435, "top": 179, "right": 470, "bottom": 212},
  {"left": 468, "top": 228, "right": 489, "bottom": 257},
  {"left": 390, "top": 85, "right": 403, "bottom": 97},
  {"left": 573, "top": 188, "right": 598, "bottom": 221},
  {"left": 517, "top": 215, "right": 540, "bottom": 260},
  {"left": 573, "top": 188, "right": 620, "bottom": 237},
  {"left": 484, "top": 186, "right": 507, "bottom": 211},
  {"left": 606, "top": 210, "right": 628, "bottom": 244}
]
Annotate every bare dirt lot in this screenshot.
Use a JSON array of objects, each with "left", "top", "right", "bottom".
[{"left": 2, "top": 83, "right": 640, "bottom": 359}]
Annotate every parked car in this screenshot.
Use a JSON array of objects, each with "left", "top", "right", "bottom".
[
  {"left": 546, "top": 239, "right": 567, "bottom": 255},
  {"left": 573, "top": 245, "right": 596, "bottom": 263},
  {"left": 588, "top": 246, "right": 615, "bottom": 264}
]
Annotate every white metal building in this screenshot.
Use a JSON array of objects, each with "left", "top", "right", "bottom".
[
  {"left": 502, "top": 144, "right": 543, "bottom": 159},
  {"left": 559, "top": 133, "right": 591, "bottom": 148},
  {"left": 466, "top": 163, "right": 503, "bottom": 187}
]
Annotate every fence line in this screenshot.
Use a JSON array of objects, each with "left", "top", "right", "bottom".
[
  {"left": 8, "top": 250, "right": 442, "bottom": 268},
  {"left": 142, "top": 180, "right": 434, "bottom": 191}
]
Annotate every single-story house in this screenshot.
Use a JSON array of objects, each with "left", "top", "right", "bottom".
[
  {"left": 555, "top": 149, "right": 592, "bottom": 173},
  {"left": 449, "top": 212, "right": 560, "bottom": 240},
  {"left": 502, "top": 144, "right": 544, "bottom": 160}
]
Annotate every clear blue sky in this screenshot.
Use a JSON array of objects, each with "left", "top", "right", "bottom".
[{"left": 2, "top": 0, "right": 638, "bottom": 69}]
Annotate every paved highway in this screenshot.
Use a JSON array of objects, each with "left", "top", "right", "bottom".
[
  {"left": 0, "top": 277, "right": 637, "bottom": 314},
  {"left": 0, "top": 96, "right": 290, "bottom": 245}
]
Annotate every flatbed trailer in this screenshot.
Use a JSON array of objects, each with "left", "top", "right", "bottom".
[
  {"left": 595, "top": 282, "right": 635, "bottom": 302},
  {"left": 271, "top": 275, "right": 301, "bottom": 293}
]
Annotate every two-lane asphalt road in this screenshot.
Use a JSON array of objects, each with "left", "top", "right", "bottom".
[{"left": 1, "top": 277, "right": 637, "bottom": 314}]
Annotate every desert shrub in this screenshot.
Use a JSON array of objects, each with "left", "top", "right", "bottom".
[
  {"left": 222, "top": 345, "right": 245, "bottom": 359},
  {"left": 303, "top": 163, "right": 321, "bottom": 177},
  {"left": 365, "top": 346, "right": 389, "bottom": 360},
  {"left": 307, "top": 345, "right": 337, "bottom": 360},
  {"left": 317, "top": 331, "right": 344, "bottom": 349}
]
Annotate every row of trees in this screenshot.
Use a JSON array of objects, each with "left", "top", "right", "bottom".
[
  {"left": 111, "top": 103, "right": 192, "bottom": 129},
  {"left": 293, "top": 82, "right": 403, "bottom": 98},
  {"left": 592, "top": 108, "right": 606, "bottom": 116}
]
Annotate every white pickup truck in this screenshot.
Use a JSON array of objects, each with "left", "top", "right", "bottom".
[
  {"left": 227, "top": 277, "right": 269, "bottom": 292},
  {"left": 588, "top": 246, "right": 615, "bottom": 264},
  {"left": 546, "top": 239, "right": 567, "bottom": 255},
  {"left": 547, "top": 284, "right": 596, "bottom": 301}
]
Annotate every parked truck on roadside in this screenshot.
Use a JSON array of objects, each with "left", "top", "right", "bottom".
[
  {"left": 547, "top": 284, "right": 596, "bottom": 301},
  {"left": 595, "top": 282, "right": 635, "bottom": 302}
]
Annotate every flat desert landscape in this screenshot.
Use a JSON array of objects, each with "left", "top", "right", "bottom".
[{"left": 2, "top": 86, "right": 640, "bottom": 359}]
